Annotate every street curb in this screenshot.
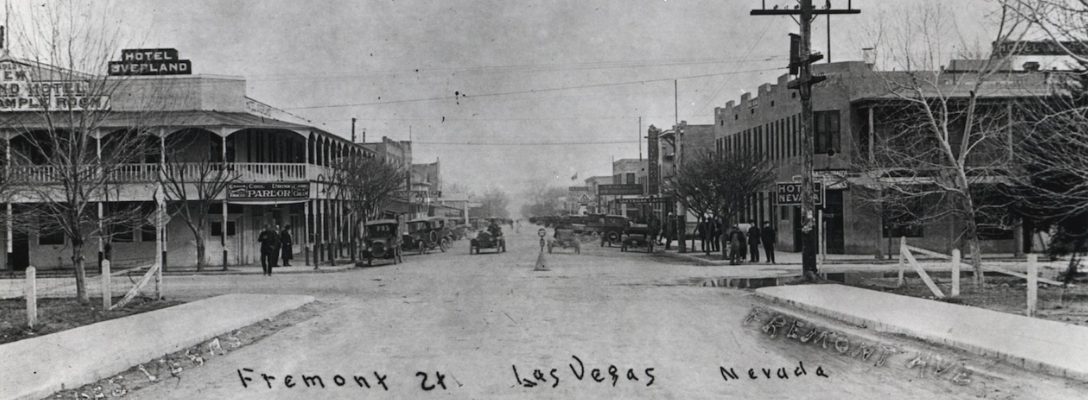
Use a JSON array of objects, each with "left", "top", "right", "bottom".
[
  {"left": 0, "top": 294, "right": 315, "bottom": 400},
  {"left": 753, "top": 286, "right": 1088, "bottom": 382}
]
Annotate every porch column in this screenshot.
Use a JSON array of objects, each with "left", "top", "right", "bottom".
[
  {"left": 316, "top": 194, "right": 324, "bottom": 265},
  {"left": 96, "top": 130, "right": 104, "bottom": 273},
  {"left": 304, "top": 199, "right": 311, "bottom": 267},
  {"left": 159, "top": 131, "right": 168, "bottom": 272},
  {"left": 221, "top": 130, "right": 229, "bottom": 270},
  {"left": 6, "top": 203, "right": 11, "bottom": 272},
  {"left": 868, "top": 107, "right": 874, "bottom": 162}
]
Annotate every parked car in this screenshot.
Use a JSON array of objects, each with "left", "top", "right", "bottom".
[
  {"left": 588, "top": 215, "right": 630, "bottom": 247},
  {"left": 362, "top": 219, "right": 402, "bottom": 266},
  {"left": 427, "top": 216, "right": 453, "bottom": 249},
  {"left": 620, "top": 223, "right": 655, "bottom": 253},
  {"left": 470, "top": 222, "right": 506, "bottom": 254},
  {"left": 402, "top": 218, "right": 446, "bottom": 255}
]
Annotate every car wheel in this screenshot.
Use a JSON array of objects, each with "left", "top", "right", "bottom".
[
  {"left": 442, "top": 238, "right": 451, "bottom": 251},
  {"left": 501, "top": 242, "right": 506, "bottom": 252},
  {"left": 606, "top": 231, "right": 620, "bottom": 244}
]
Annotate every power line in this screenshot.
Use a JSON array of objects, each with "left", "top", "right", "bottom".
[
  {"left": 247, "top": 56, "right": 787, "bottom": 82},
  {"left": 414, "top": 140, "right": 637, "bottom": 146},
  {"left": 285, "top": 67, "right": 785, "bottom": 110}
]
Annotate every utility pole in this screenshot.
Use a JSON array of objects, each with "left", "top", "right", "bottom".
[
  {"left": 351, "top": 117, "right": 357, "bottom": 142},
  {"left": 752, "top": 0, "right": 859, "bottom": 280}
]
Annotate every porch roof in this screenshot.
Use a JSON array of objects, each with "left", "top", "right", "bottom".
[{"left": 0, "top": 110, "right": 334, "bottom": 137}]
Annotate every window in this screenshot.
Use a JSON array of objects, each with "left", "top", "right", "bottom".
[
  {"left": 626, "top": 173, "right": 635, "bottom": 185},
  {"left": 814, "top": 110, "right": 841, "bottom": 155},
  {"left": 211, "top": 221, "right": 237, "bottom": 236},
  {"left": 38, "top": 216, "right": 64, "bottom": 245}
]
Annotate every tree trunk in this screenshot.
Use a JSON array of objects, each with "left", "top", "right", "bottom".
[
  {"left": 72, "top": 242, "right": 89, "bottom": 304},
  {"left": 195, "top": 235, "right": 206, "bottom": 272},
  {"left": 964, "top": 218, "right": 985, "bottom": 286}
]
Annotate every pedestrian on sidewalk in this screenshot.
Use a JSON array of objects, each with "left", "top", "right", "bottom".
[
  {"left": 271, "top": 224, "right": 282, "bottom": 267},
  {"left": 747, "top": 220, "right": 761, "bottom": 263},
  {"left": 258, "top": 225, "right": 278, "bottom": 276},
  {"left": 737, "top": 224, "right": 748, "bottom": 261},
  {"left": 761, "top": 221, "right": 776, "bottom": 264},
  {"left": 280, "top": 224, "right": 294, "bottom": 267},
  {"left": 728, "top": 225, "right": 743, "bottom": 265},
  {"left": 664, "top": 212, "right": 674, "bottom": 250},
  {"left": 711, "top": 218, "right": 722, "bottom": 252},
  {"left": 696, "top": 218, "right": 707, "bottom": 253}
]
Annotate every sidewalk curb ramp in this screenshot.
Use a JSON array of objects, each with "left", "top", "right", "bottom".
[
  {"left": 0, "top": 294, "right": 315, "bottom": 400},
  {"left": 754, "top": 284, "right": 1088, "bottom": 381}
]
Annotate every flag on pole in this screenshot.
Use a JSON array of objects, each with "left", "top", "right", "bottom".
[{"left": 570, "top": 172, "right": 578, "bottom": 181}]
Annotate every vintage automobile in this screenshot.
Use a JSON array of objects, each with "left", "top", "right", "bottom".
[
  {"left": 402, "top": 218, "right": 446, "bottom": 255},
  {"left": 362, "top": 219, "right": 402, "bottom": 266},
  {"left": 470, "top": 222, "right": 506, "bottom": 254},
  {"left": 620, "top": 223, "right": 655, "bottom": 253},
  {"left": 548, "top": 226, "right": 581, "bottom": 254},
  {"left": 588, "top": 214, "right": 630, "bottom": 247},
  {"left": 427, "top": 216, "right": 454, "bottom": 248}
]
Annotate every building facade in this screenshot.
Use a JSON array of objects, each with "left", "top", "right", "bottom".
[
  {"left": 713, "top": 60, "right": 1050, "bottom": 256},
  {"left": 0, "top": 51, "right": 381, "bottom": 270}
]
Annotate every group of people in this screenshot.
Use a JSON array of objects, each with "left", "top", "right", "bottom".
[
  {"left": 648, "top": 214, "right": 777, "bottom": 266},
  {"left": 258, "top": 224, "right": 294, "bottom": 276}
]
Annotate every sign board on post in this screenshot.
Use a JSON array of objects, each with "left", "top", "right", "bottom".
[
  {"left": 598, "top": 184, "right": 644, "bottom": 196},
  {"left": 776, "top": 182, "right": 824, "bottom": 206},
  {"left": 647, "top": 126, "right": 660, "bottom": 195}
]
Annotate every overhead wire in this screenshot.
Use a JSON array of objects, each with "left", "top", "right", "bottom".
[{"left": 285, "top": 66, "right": 786, "bottom": 110}]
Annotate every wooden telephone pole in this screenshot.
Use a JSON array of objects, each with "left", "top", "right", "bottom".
[{"left": 751, "top": 0, "right": 859, "bottom": 280}]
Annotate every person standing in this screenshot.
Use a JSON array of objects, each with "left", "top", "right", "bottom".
[
  {"left": 664, "top": 213, "right": 674, "bottom": 250},
  {"left": 761, "top": 221, "right": 777, "bottom": 264},
  {"left": 729, "top": 225, "right": 743, "bottom": 265},
  {"left": 271, "top": 224, "right": 282, "bottom": 267},
  {"left": 711, "top": 218, "right": 722, "bottom": 252},
  {"left": 280, "top": 224, "right": 293, "bottom": 267},
  {"left": 737, "top": 225, "right": 748, "bottom": 261},
  {"left": 696, "top": 218, "right": 708, "bottom": 252},
  {"left": 747, "top": 220, "right": 762, "bottom": 263},
  {"left": 258, "top": 225, "right": 278, "bottom": 276}
]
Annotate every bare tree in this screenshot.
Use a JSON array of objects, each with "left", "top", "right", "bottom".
[
  {"left": 4, "top": 1, "right": 170, "bottom": 303},
  {"left": 1000, "top": 0, "right": 1088, "bottom": 283},
  {"left": 328, "top": 155, "right": 407, "bottom": 257},
  {"left": 663, "top": 151, "right": 774, "bottom": 257},
  {"left": 520, "top": 179, "right": 567, "bottom": 218},
  {"left": 853, "top": 3, "right": 1028, "bottom": 285},
  {"left": 159, "top": 133, "right": 240, "bottom": 271},
  {"left": 472, "top": 187, "right": 511, "bottom": 219}
]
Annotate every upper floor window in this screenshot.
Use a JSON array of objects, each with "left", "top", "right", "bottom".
[{"left": 814, "top": 110, "right": 841, "bottom": 155}]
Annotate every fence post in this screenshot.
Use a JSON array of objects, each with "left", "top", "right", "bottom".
[
  {"left": 102, "top": 260, "right": 112, "bottom": 309},
  {"left": 1027, "top": 254, "right": 1038, "bottom": 317},
  {"left": 951, "top": 249, "right": 961, "bottom": 297},
  {"left": 25, "top": 266, "right": 36, "bottom": 329},
  {"left": 897, "top": 237, "right": 906, "bottom": 287}
]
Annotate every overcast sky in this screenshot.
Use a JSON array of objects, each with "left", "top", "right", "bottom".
[{"left": 10, "top": 0, "right": 1002, "bottom": 211}]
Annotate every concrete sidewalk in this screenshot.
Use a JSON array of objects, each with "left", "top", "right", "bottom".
[
  {"left": 755, "top": 284, "right": 1088, "bottom": 381},
  {"left": 0, "top": 294, "right": 315, "bottom": 400}
]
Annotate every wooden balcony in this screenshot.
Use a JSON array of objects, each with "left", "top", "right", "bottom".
[{"left": 8, "top": 162, "right": 314, "bottom": 184}]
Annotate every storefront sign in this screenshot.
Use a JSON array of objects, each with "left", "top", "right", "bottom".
[
  {"left": 647, "top": 127, "right": 660, "bottom": 195},
  {"left": 616, "top": 197, "right": 669, "bottom": 204},
  {"left": 228, "top": 182, "right": 309, "bottom": 200},
  {"left": 776, "top": 182, "right": 824, "bottom": 206},
  {"left": 598, "top": 184, "right": 644, "bottom": 196},
  {"left": 108, "top": 48, "right": 192, "bottom": 76},
  {"left": 0, "top": 61, "right": 110, "bottom": 112}
]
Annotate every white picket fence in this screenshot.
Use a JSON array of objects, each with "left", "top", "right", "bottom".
[
  {"left": 896, "top": 236, "right": 1059, "bottom": 317},
  {"left": 14, "top": 260, "right": 159, "bottom": 329}
]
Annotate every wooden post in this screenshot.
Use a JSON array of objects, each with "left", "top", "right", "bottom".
[
  {"left": 102, "top": 260, "right": 112, "bottom": 309},
  {"left": 897, "top": 236, "right": 906, "bottom": 287},
  {"left": 951, "top": 249, "right": 961, "bottom": 297},
  {"left": 25, "top": 266, "right": 36, "bottom": 329},
  {"left": 1027, "top": 254, "right": 1038, "bottom": 317}
]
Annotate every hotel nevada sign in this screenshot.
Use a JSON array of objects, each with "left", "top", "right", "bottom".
[
  {"left": 108, "top": 48, "right": 192, "bottom": 76},
  {"left": 0, "top": 61, "right": 110, "bottom": 112}
]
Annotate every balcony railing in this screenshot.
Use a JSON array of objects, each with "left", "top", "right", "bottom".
[{"left": 8, "top": 162, "right": 313, "bottom": 184}]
